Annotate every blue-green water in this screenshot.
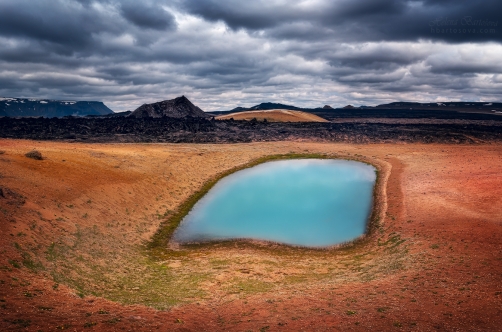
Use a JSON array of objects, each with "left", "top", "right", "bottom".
[{"left": 173, "top": 159, "right": 376, "bottom": 247}]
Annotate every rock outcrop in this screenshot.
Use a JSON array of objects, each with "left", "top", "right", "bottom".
[{"left": 128, "top": 96, "right": 209, "bottom": 118}]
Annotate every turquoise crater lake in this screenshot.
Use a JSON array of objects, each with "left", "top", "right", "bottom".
[{"left": 173, "top": 159, "right": 377, "bottom": 247}]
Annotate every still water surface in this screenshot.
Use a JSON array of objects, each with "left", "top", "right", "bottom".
[{"left": 173, "top": 159, "right": 376, "bottom": 247}]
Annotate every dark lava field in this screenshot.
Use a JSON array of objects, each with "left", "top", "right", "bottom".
[{"left": 1, "top": 109, "right": 501, "bottom": 144}]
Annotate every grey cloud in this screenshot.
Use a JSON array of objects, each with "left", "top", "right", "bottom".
[
  {"left": 0, "top": 1, "right": 95, "bottom": 48},
  {"left": 120, "top": 2, "right": 176, "bottom": 31},
  {"left": 425, "top": 57, "right": 502, "bottom": 75},
  {"left": 0, "top": 0, "right": 501, "bottom": 111},
  {"left": 179, "top": 1, "right": 304, "bottom": 30},
  {"left": 329, "top": 0, "right": 405, "bottom": 19},
  {"left": 336, "top": 71, "right": 407, "bottom": 83},
  {"left": 182, "top": 0, "right": 502, "bottom": 43}
]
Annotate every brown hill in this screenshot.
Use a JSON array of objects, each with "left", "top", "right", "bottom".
[
  {"left": 128, "top": 95, "right": 209, "bottom": 118},
  {"left": 215, "top": 109, "right": 328, "bottom": 122}
]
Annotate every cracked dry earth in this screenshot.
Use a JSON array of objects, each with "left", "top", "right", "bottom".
[{"left": 0, "top": 139, "right": 501, "bottom": 331}]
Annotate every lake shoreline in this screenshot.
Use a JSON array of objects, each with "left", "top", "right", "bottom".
[{"left": 149, "top": 153, "right": 390, "bottom": 253}]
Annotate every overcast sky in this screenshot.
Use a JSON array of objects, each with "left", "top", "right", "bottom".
[{"left": 0, "top": 0, "right": 501, "bottom": 112}]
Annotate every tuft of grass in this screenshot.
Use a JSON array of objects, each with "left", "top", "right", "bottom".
[
  {"left": 46, "top": 243, "right": 58, "bottom": 261},
  {"left": 21, "top": 252, "right": 44, "bottom": 271},
  {"left": 228, "top": 278, "right": 274, "bottom": 295},
  {"left": 84, "top": 322, "right": 97, "bottom": 328},
  {"left": 105, "top": 318, "right": 121, "bottom": 324},
  {"left": 8, "top": 260, "right": 20, "bottom": 268},
  {"left": 10, "top": 319, "right": 31, "bottom": 327},
  {"left": 37, "top": 306, "right": 54, "bottom": 311},
  {"left": 393, "top": 321, "right": 402, "bottom": 328}
]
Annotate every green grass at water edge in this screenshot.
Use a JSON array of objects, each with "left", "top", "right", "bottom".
[{"left": 147, "top": 152, "right": 384, "bottom": 256}]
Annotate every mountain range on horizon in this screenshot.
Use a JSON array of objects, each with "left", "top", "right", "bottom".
[
  {"left": 2, "top": 96, "right": 501, "bottom": 118},
  {"left": 0, "top": 97, "right": 113, "bottom": 118},
  {"left": 212, "top": 101, "right": 502, "bottom": 115}
]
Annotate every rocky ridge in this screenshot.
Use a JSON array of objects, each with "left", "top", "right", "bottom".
[{"left": 128, "top": 96, "right": 210, "bottom": 118}]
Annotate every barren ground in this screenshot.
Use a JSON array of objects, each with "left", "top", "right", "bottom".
[
  {"left": 215, "top": 110, "right": 329, "bottom": 122},
  {"left": 0, "top": 139, "right": 501, "bottom": 331}
]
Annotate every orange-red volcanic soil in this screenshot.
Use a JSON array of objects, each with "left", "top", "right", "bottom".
[{"left": 0, "top": 140, "right": 501, "bottom": 331}]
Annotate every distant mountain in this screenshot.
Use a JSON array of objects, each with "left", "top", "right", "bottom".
[
  {"left": 248, "top": 102, "right": 303, "bottom": 111},
  {"left": 228, "top": 106, "right": 248, "bottom": 113},
  {"left": 210, "top": 102, "right": 309, "bottom": 115},
  {"left": 375, "top": 101, "right": 502, "bottom": 110},
  {"left": 0, "top": 97, "right": 113, "bottom": 117},
  {"left": 128, "top": 95, "right": 210, "bottom": 118},
  {"left": 211, "top": 100, "right": 502, "bottom": 117},
  {"left": 86, "top": 110, "right": 132, "bottom": 118}
]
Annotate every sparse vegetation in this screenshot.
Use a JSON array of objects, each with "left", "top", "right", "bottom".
[
  {"left": 10, "top": 319, "right": 31, "bottom": 328},
  {"left": 2, "top": 140, "right": 499, "bottom": 331},
  {"left": 84, "top": 321, "right": 97, "bottom": 328},
  {"left": 8, "top": 259, "right": 20, "bottom": 268}
]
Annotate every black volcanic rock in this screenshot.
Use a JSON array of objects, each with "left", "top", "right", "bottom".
[
  {"left": 0, "top": 97, "right": 113, "bottom": 117},
  {"left": 322, "top": 105, "right": 333, "bottom": 109},
  {"left": 25, "top": 150, "right": 43, "bottom": 160},
  {"left": 128, "top": 96, "right": 210, "bottom": 118},
  {"left": 0, "top": 116, "right": 500, "bottom": 144},
  {"left": 86, "top": 110, "right": 132, "bottom": 118}
]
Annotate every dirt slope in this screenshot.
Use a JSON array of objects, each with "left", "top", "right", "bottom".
[
  {"left": 216, "top": 109, "right": 329, "bottom": 122},
  {"left": 0, "top": 139, "right": 501, "bottom": 331}
]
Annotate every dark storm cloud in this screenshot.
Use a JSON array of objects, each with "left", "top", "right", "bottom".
[
  {"left": 182, "top": 0, "right": 502, "bottom": 43},
  {"left": 120, "top": 2, "right": 176, "bottom": 30},
  {"left": 0, "top": 0, "right": 120, "bottom": 50},
  {"left": 0, "top": 0, "right": 501, "bottom": 111}
]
